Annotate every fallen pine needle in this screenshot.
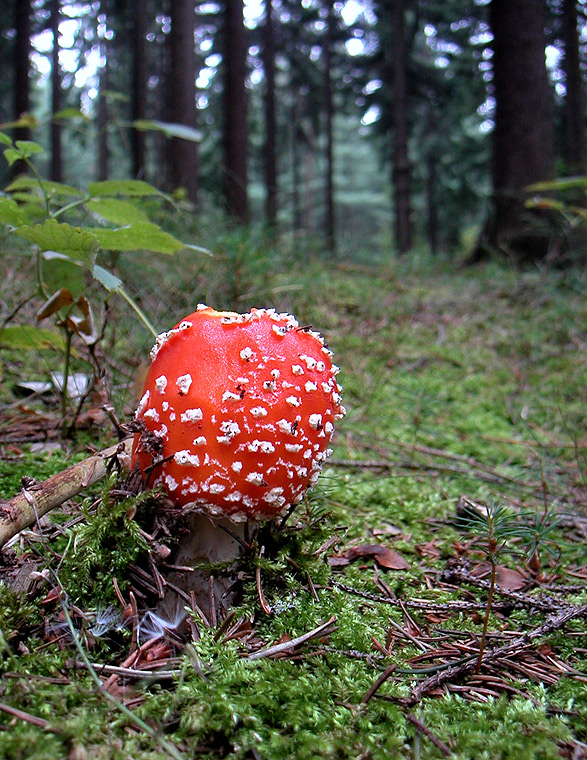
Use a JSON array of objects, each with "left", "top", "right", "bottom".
[{"left": 247, "top": 617, "right": 337, "bottom": 661}]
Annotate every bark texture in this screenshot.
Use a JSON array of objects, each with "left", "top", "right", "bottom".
[
  {"left": 561, "top": 0, "right": 585, "bottom": 174},
  {"left": 390, "top": 0, "right": 412, "bottom": 254},
  {"left": 12, "top": 0, "right": 31, "bottom": 176},
  {"left": 169, "top": 0, "right": 199, "bottom": 203},
  {"left": 323, "top": 0, "right": 336, "bottom": 254},
  {"left": 481, "top": 0, "right": 555, "bottom": 261},
  {"left": 223, "top": 0, "right": 249, "bottom": 224},
  {"left": 262, "top": 0, "right": 277, "bottom": 229},
  {"left": 50, "top": 0, "right": 62, "bottom": 182},
  {"left": 97, "top": 54, "right": 110, "bottom": 181},
  {"left": 132, "top": 0, "right": 148, "bottom": 180}
]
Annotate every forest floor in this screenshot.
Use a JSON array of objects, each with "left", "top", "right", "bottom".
[{"left": 1, "top": 256, "right": 586, "bottom": 760}]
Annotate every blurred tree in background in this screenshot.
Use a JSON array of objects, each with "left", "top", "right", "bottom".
[{"left": 1, "top": 0, "right": 586, "bottom": 262}]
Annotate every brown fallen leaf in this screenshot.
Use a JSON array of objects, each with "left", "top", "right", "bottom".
[
  {"left": 415, "top": 540, "right": 441, "bottom": 559},
  {"left": 471, "top": 562, "right": 528, "bottom": 591},
  {"left": 496, "top": 565, "right": 528, "bottom": 590},
  {"left": 329, "top": 544, "right": 410, "bottom": 570}
]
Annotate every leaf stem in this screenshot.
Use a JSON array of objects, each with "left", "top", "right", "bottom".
[
  {"left": 475, "top": 551, "right": 496, "bottom": 674},
  {"left": 51, "top": 196, "right": 90, "bottom": 219},
  {"left": 118, "top": 287, "right": 158, "bottom": 338},
  {"left": 60, "top": 327, "right": 73, "bottom": 435},
  {"left": 26, "top": 158, "right": 50, "bottom": 218}
]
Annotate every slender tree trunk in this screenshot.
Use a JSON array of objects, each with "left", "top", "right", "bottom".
[
  {"left": 12, "top": 0, "right": 31, "bottom": 176},
  {"left": 97, "top": 55, "right": 110, "bottom": 181},
  {"left": 480, "top": 0, "right": 555, "bottom": 261},
  {"left": 262, "top": 0, "right": 277, "bottom": 229},
  {"left": 157, "top": 30, "right": 172, "bottom": 191},
  {"left": 323, "top": 0, "right": 336, "bottom": 254},
  {"left": 561, "top": 0, "right": 585, "bottom": 174},
  {"left": 291, "top": 98, "right": 301, "bottom": 237},
  {"left": 390, "top": 0, "right": 411, "bottom": 254},
  {"left": 425, "top": 104, "right": 438, "bottom": 255},
  {"left": 426, "top": 155, "right": 438, "bottom": 255},
  {"left": 169, "top": 0, "right": 198, "bottom": 203},
  {"left": 223, "top": 0, "right": 249, "bottom": 224},
  {"left": 50, "top": 0, "right": 62, "bottom": 182},
  {"left": 132, "top": 0, "right": 147, "bottom": 180}
]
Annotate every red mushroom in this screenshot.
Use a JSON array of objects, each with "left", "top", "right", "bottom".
[
  {"left": 131, "top": 305, "right": 345, "bottom": 618},
  {"left": 132, "top": 305, "right": 345, "bottom": 519}
]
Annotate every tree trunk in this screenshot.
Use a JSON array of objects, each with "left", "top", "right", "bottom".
[
  {"left": 425, "top": 104, "right": 438, "bottom": 255},
  {"left": 426, "top": 154, "right": 439, "bottom": 255},
  {"left": 223, "top": 0, "right": 249, "bottom": 224},
  {"left": 291, "top": 99, "right": 302, "bottom": 239},
  {"left": 561, "top": 0, "right": 585, "bottom": 175},
  {"left": 323, "top": 0, "right": 336, "bottom": 254},
  {"left": 156, "top": 29, "right": 172, "bottom": 191},
  {"left": 50, "top": 0, "right": 62, "bottom": 182},
  {"left": 12, "top": 0, "right": 31, "bottom": 176},
  {"left": 169, "top": 0, "right": 199, "bottom": 203},
  {"left": 97, "top": 54, "right": 110, "bottom": 181},
  {"left": 262, "top": 0, "right": 277, "bottom": 230},
  {"left": 480, "top": 0, "right": 555, "bottom": 261},
  {"left": 390, "top": 0, "right": 412, "bottom": 254},
  {"left": 132, "top": 0, "right": 147, "bottom": 180}
]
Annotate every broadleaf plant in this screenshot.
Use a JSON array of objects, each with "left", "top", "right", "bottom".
[{"left": 0, "top": 131, "right": 208, "bottom": 432}]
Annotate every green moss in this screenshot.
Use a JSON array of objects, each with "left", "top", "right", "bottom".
[{"left": 1, "top": 260, "right": 586, "bottom": 759}]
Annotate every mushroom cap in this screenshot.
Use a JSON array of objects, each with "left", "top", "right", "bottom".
[{"left": 132, "top": 305, "right": 345, "bottom": 521}]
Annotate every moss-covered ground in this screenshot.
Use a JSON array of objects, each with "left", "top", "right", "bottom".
[{"left": 1, "top": 257, "right": 586, "bottom": 759}]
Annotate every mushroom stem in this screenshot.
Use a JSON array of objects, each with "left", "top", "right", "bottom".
[
  {"left": 160, "top": 514, "right": 258, "bottom": 624},
  {"left": 0, "top": 438, "right": 133, "bottom": 551}
]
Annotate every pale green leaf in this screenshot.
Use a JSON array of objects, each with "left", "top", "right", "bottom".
[
  {"left": 86, "top": 197, "right": 149, "bottom": 225},
  {"left": 102, "top": 90, "right": 129, "bottom": 103},
  {"left": 0, "top": 115, "right": 39, "bottom": 130},
  {"left": 42, "top": 255, "right": 87, "bottom": 299},
  {"left": 92, "top": 264, "right": 122, "bottom": 292},
  {"left": 0, "top": 325, "right": 67, "bottom": 351},
  {"left": 53, "top": 108, "right": 89, "bottom": 120},
  {"left": 133, "top": 119, "right": 202, "bottom": 143},
  {"left": 527, "top": 176, "right": 587, "bottom": 192},
  {"left": 5, "top": 176, "right": 83, "bottom": 197},
  {"left": 14, "top": 140, "right": 44, "bottom": 159},
  {"left": 0, "top": 197, "right": 26, "bottom": 227},
  {"left": 93, "top": 264, "right": 156, "bottom": 336},
  {"left": 0, "top": 132, "right": 12, "bottom": 147},
  {"left": 90, "top": 222, "right": 185, "bottom": 254},
  {"left": 14, "top": 219, "right": 99, "bottom": 267},
  {"left": 3, "top": 148, "right": 20, "bottom": 167},
  {"left": 88, "top": 179, "right": 165, "bottom": 198}
]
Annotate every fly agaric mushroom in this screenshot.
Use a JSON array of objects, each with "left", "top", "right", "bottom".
[{"left": 131, "top": 305, "right": 345, "bottom": 618}]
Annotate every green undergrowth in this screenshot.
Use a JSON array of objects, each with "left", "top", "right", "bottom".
[{"left": 1, "top": 259, "right": 586, "bottom": 759}]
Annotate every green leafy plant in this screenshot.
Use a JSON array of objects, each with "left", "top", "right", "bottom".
[
  {"left": 0, "top": 132, "right": 208, "bottom": 430},
  {"left": 460, "top": 502, "right": 523, "bottom": 672},
  {"left": 459, "top": 501, "right": 562, "bottom": 672}
]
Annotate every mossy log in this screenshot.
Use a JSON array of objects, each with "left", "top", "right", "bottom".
[{"left": 0, "top": 438, "right": 133, "bottom": 551}]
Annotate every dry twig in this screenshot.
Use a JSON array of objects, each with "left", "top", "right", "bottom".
[{"left": 0, "top": 438, "right": 133, "bottom": 550}]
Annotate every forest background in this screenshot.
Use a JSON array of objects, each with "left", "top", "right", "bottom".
[{"left": 2, "top": 0, "right": 584, "bottom": 262}]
